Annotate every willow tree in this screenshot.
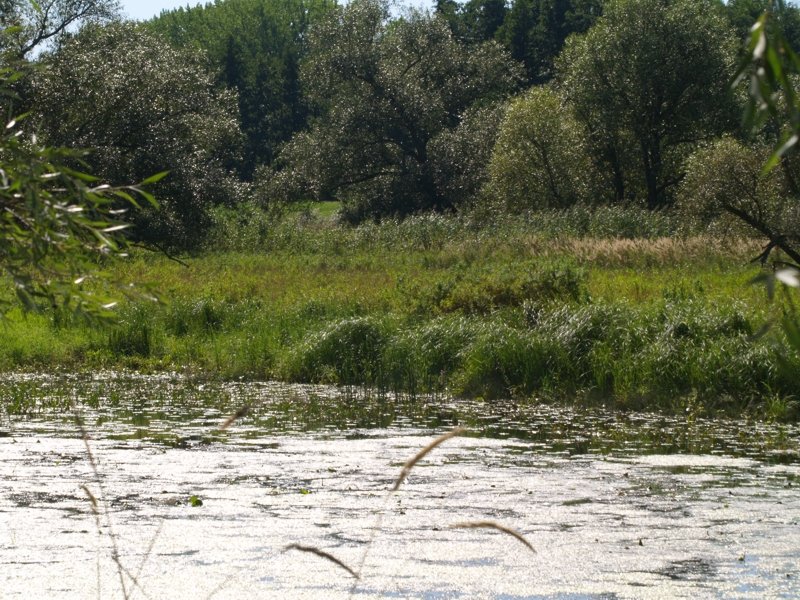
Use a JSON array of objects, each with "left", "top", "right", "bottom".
[
  {"left": 558, "top": 0, "right": 739, "bottom": 208},
  {"left": 273, "top": 0, "right": 522, "bottom": 221},
  {"left": 0, "top": 0, "right": 120, "bottom": 57},
  {"left": 0, "top": 65, "right": 156, "bottom": 319},
  {"left": 31, "top": 23, "right": 244, "bottom": 248}
]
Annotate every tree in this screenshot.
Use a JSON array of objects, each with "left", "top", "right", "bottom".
[
  {"left": 0, "top": 64, "right": 156, "bottom": 319},
  {"left": 720, "top": 3, "right": 800, "bottom": 366},
  {"left": 429, "top": 102, "right": 508, "bottom": 210},
  {"left": 1, "top": 0, "right": 120, "bottom": 57},
  {"left": 30, "top": 22, "right": 245, "bottom": 249},
  {"left": 148, "top": 0, "right": 335, "bottom": 178},
  {"left": 726, "top": 0, "right": 800, "bottom": 55},
  {"left": 678, "top": 137, "right": 800, "bottom": 264},
  {"left": 713, "top": 1, "right": 800, "bottom": 269},
  {"left": 487, "top": 87, "right": 596, "bottom": 210},
  {"left": 558, "top": 0, "right": 739, "bottom": 209},
  {"left": 498, "top": 0, "right": 601, "bottom": 83},
  {"left": 272, "top": 0, "right": 522, "bottom": 221},
  {"left": 460, "top": 0, "right": 508, "bottom": 43}
]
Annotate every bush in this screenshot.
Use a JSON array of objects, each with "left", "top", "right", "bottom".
[
  {"left": 677, "top": 137, "right": 799, "bottom": 250},
  {"left": 487, "top": 87, "right": 597, "bottom": 211}
]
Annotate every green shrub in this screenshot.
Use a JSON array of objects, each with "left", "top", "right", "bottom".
[
  {"left": 677, "top": 137, "right": 790, "bottom": 238},
  {"left": 487, "top": 87, "right": 598, "bottom": 211}
]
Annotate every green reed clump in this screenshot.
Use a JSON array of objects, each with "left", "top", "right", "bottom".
[
  {"left": 163, "top": 296, "right": 231, "bottom": 337},
  {"left": 106, "top": 304, "right": 159, "bottom": 357},
  {"left": 453, "top": 321, "right": 561, "bottom": 399},
  {"left": 405, "top": 260, "right": 588, "bottom": 315},
  {"left": 282, "top": 316, "right": 390, "bottom": 385},
  {"left": 425, "top": 299, "right": 777, "bottom": 410},
  {"left": 575, "top": 300, "right": 771, "bottom": 408},
  {"left": 382, "top": 316, "right": 480, "bottom": 395}
]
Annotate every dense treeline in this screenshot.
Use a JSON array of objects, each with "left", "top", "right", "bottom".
[{"left": 3, "top": 0, "right": 800, "bottom": 260}]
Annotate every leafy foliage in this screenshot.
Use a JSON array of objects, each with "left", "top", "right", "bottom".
[
  {"left": 0, "top": 0, "right": 120, "bottom": 57},
  {"left": 558, "top": 0, "right": 739, "bottom": 208},
  {"left": 487, "top": 86, "right": 595, "bottom": 210},
  {"left": 428, "top": 102, "right": 507, "bottom": 211},
  {"left": 30, "top": 22, "right": 244, "bottom": 248},
  {"left": 678, "top": 137, "right": 800, "bottom": 265},
  {"left": 726, "top": 0, "right": 800, "bottom": 57},
  {"left": 498, "top": 0, "right": 602, "bottom": 83},
  {"left": 271, "top": 0, "right": 522, "bottom": 221},
  {"left": 148, "top": 0, "right": 335, "bottom": 177},
  {"left": 0, "top": 65, "right": 156, "bottom": 319}
]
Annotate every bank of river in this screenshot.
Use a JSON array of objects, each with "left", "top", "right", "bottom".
[{"left": 1, "top": 373, "right": 798, "bottom": 598}]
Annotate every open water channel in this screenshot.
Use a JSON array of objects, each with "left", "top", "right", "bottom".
[{"left": 0, "top": 372, "right": 798, "bottom": 599}]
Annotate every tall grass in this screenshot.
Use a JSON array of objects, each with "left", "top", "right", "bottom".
[
  {"left": 0, "top": 205, "right": 792, "bottom": 417},
  {"left": 206, "top": 204, "right": 692, "bottom": 255}
]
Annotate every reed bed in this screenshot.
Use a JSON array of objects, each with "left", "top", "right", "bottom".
[{"left": 0, "top": 206, "right": 793, "bottom": 418}]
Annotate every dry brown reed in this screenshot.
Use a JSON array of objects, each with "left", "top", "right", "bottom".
[
  {"left": 219, "top": 404, "right": 251, "bottom": 431},
  {"left": 521, "top": 235, "right": 764, "bottom": 266},
  {"left": 392, "top": 427, "right": 466, "bottom": 491},
  {"left": 78, "top": 419, "right": 131, "bottom": 600},
  {"left": 284, "top": 543, "right": 360, "bottom": 579},
  {"left": 449, "top": 521, "right": 536, "bottom": 553}
]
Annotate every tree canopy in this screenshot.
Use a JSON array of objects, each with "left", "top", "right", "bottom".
[
  {"left": 488, "top": 87, "right": 595, "bottom": 211},
  {"left": 498, "top": 0, "right": 602, "bottom": 83},
  {"left": 0, "top": 64, "right": 156, "bottom": 319},
  {"left": 1, "top": 0, "right": 120, "bottom": 57},
  {"left": 147, "top": 0, "right": 335, "bottom": 178},
  {"left": 273, "top": 0, "right": 522, "bottom": 221},
  {"left": 30, "top": 22, "right": 244, "bottom": 248},
  {"left": 558, "top": 0, "right": 739, "bottom": 209}
]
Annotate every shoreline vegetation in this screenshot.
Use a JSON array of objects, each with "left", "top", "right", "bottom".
[
  {"left": 4, "top": 1, "right": 800, "bottom": 423},
  {"left": 2, "top": 205, "right": 797, "bottom": 421}
]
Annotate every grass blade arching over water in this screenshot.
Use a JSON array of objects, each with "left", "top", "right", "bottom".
[
  {"left": 218, "top": 404, "right": 251, "bottom": 431},
  {"left": 284, "top": 543, "right": 359, "bottom": 579},
  {"left": 449, "top": 521, "right": 536, "bottom": 553},
  {"left": 392, "top": 427, "right": 467, "bottom": 491}
]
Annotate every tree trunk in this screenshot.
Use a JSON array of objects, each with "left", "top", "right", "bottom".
[{"left": 641, "top": 138, "right": 662, "bottom": 209}]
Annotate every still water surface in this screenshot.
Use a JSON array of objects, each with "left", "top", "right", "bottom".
[{"left": 0, "top": 373, "right": 798, "bottom": 599}]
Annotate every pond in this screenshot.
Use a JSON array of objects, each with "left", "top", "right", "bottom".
[{"left": 0, "top": 373, "right": 798, "bottom": 599}]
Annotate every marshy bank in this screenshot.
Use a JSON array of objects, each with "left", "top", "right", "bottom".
[
  {"left": 1, "top": 373, "right": 799, "bottom": 598},
  {"left": 0, "top": 207, "right": 795, "bottom": 420}
]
